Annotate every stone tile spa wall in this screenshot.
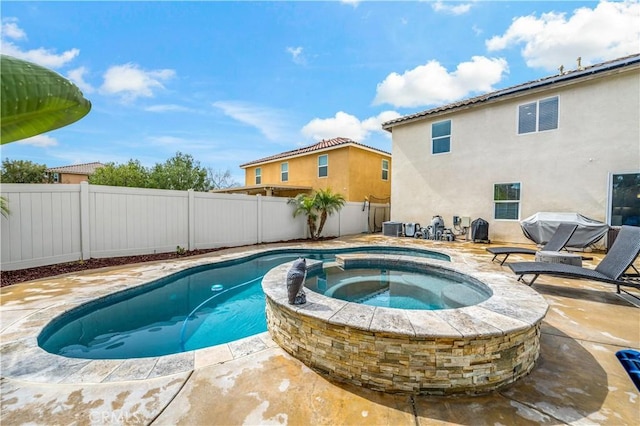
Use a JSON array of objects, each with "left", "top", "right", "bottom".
[{"left": 262, "top": 255, "right": 548, "bottom": 395}]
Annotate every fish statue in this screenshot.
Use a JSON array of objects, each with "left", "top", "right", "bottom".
[{"left": 286, "top": 257, "right": 307, "bottom": 305}]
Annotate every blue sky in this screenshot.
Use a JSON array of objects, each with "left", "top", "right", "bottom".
[{"left": 1, "top": 1, "right": 638, "bottom": 184}]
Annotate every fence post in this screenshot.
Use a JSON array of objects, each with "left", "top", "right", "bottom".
[
  {"left": 188, "top": 189, "right": 195, "bottom": 251},
  {"left": 80, "top": 182, "right": 91, "bottom": 260},
  {"left": 256, "top": 194, "right": 263, "bottom": 244}
]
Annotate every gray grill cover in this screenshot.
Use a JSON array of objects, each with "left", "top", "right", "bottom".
[{"left": 521, "top": 212, "right": 609, "bottom": 248}]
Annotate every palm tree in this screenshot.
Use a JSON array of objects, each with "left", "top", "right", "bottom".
[
  {"left": 314, "top": 188, "right": 345, "bottom": 239},
  {"left": 1, "top": 196, "right": 9, "bottom": 219},
  {"left": 288, "top": 189, "right": 346, "bottom": 240},
  {"left": 288, "top": 193, "right": 318, "bottom": 239},
  {"left": 0, "top": 55, "right": 92, "bottom": 219}
]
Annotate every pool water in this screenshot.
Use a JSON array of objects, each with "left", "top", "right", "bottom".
[
  {"left": 307, "top": 267, "right": 489, "bottom": 310},
  {"left": 38, "top": 247, "right": 449, "bottom": 359}
]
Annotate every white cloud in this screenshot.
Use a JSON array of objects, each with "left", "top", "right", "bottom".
[
  {"left": 373, "top": 56, "right": 508, "bottom": 108},
  {"left": 286, "top": 46, "right": 306, "bottom": 65},
  {"left": 16, "top": 134, "right": 58, "bottom": 148},
  {"left": 1, "top": 43, "right": 79, "bottom": 69},
  {"left": 67, "top": 67, "right": 95, "bottom": 94},
  {"left": 301, "top": 111, "right": 401, "bottom": 142},
  {"left": 1, "top": 18, "right": 79, "bottom": 68},
  {"left": 341, "top": 0, "right": 360, "bottom": 8},
  {"left": 431, "top": 1, "right": 472, "bottom": 15},
  {"left": 1, "top": 18, "right": 26, "bottom": 40},
  {"left": 100, "top": 63, "right": 176, "bottom": 102},
  {"left": 145, "top": 104, "right": 192, "bottom": 113},
  {"left": 486, "top": 1, "right": 640, "bottom": 71},
  {"left": 213, "top": 101, "right": 292, "bottom": 142}
]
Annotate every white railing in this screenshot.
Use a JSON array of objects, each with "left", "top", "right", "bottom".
[{"left": 0, "top": 183, "right": 375, "bottom": 271}]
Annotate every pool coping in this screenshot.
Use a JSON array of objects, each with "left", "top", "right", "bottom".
[{"left": 0, "top": 242, "right": 546, "bottom": 385}]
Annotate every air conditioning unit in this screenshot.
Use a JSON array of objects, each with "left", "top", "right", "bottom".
[{"left": 383, "top": 221, "right": 403, "bottom": 237}]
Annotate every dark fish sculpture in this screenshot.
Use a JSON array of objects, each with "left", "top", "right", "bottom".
[{"left": 286, "top": 257, "right": 307, "bottom": 305}]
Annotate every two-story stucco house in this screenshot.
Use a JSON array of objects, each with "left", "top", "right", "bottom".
[
  {"left": 382, "top": 54, "right": 640, "bottom": 245},
  {"left": 45, "top": 162, "right": 104, "bottom": 184},
  {"left": 223, "top": 137, "right": 391, "bottom": 203}
]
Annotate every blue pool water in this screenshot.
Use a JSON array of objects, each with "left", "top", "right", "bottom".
[
  {"left": 307, "top": 267, "right": 488, "bottom": 310},
  {"left": 38, "top": 247, "right": 449, "bottom": 359}
]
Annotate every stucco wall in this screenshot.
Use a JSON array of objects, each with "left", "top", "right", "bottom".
[
  {"left": 347, "top": 147, "right": 391, "bottom": 202},
  {"left": 390, "top": 67, "right": 640, "bottom": 244},
  {"left": 59, "top": 173, "right": 90, "bottom": 184}
]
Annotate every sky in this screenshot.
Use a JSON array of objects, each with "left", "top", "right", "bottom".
[{"left": 1, "top": 0, "right": 639, "bottom": 185}]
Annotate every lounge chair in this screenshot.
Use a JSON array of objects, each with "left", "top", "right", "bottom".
[
  {"left": 486, "top": 223, "right": 578, "bottom": 265},
  {"left": 508, "top": 225, "right": 640, "bottom": 298}
]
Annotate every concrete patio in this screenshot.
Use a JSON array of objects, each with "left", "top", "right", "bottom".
[{"left": 1, "top": 235, "right": 639, "bottom": 425}]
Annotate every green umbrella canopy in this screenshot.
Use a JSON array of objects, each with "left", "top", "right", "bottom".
[{"left": 1, "top": 54, "right": 91, "bottom": 144}]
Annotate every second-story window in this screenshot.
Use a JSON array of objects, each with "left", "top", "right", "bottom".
[
  {"left": 318, "top": 154, "right": 328, "bottom": 178},
  {"left": 255, "top": 167, "right": 261, "bottom": 185},
  {"left": 381, "top": 159, "right": 389, "bottom": 180},
  {"left": 432, "top": 120, "right": 451, "bottom": 154},
  {"left": 281, "top": 162, "right": 288, "bottom": 182},
  {"left": 518, "top": 96, "right": 559, "bottom": 134}
]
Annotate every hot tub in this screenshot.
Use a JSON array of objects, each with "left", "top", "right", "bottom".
[{"left": 262, "top": 254, "right": 548, "bottom": 395}]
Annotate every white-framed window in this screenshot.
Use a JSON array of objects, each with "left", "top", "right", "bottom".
[
  {"left": 255, "top": 167, "right": 261, "bottom": 185},
  {"left": 281, "top": 162, "right": 289, "bottom": 182},
  {"left": 318, "top": 154, "right": 328, "bottom": 178},
  {"left": 53, "top": 173, "right": 60, "bottom": 183},
  {"left": 381, "top": 159, "right": 389, "bottom": 180},
  {"left": 494, "top": 182, "right": 520, "bottom": 220},
  {"left": 518, "top": 96, "right": 558, "bottom": 134},
  {"left": 432, "top": 120, "right": 451, "bottom": 154},
  {"left": 609, "top": 172, "right": 640, "bottom": 226}
]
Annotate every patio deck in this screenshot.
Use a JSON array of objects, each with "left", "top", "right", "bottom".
[{"left": 1, "top": 235, "right": 639, "bottom": 425}]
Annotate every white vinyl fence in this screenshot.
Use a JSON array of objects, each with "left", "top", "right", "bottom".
[{"left": 1, "top": 183, "right": 375, "bottom": 271}]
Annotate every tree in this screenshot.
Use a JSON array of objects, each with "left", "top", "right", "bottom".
[
  {"left": 0, "top": 158, "right": 48, "bottom": 183},
  {"left": 288, "top": 193, "right": 318, "bottom": 239},
  {"left": 148, "top": 152, "right": 210, "bottom": 191},
  {"left": 314, "top": 188, "right": 345, "bottom": 238},
  {"left": 288, "top": 188, "right": 346, "bottom": 240},
  {"left": 207, "top": 168, "right": 240, "bottom": 190},
  {"left": 89, "top": 160, "right": 149, "bottom": 188}
]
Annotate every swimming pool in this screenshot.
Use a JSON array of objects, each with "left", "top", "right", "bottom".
[{"left": 38, "top": 246, "right": 448, "bottom": 359}]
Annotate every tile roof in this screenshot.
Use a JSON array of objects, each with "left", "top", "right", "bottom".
[
  {"left": 46, "top": 162, "right": 105, "bottom": 175},
  {"left": 239, "top": 137, "right": 391, "bottom": 168},
  {"left": 382, "top": 53, "right": 640, "bottom": 130}
]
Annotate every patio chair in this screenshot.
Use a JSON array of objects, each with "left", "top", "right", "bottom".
[
  {"left": 486, "top": 223, "right": 578, "bottom": 265},
  {"left": 508, "top": 225, "right": 640, "bottom": 299}
]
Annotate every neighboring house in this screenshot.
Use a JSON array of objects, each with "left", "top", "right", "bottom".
[
  {"left": 382, "top": 54, "right": 640, "bottom": 245},
  {"left": 45, "top": 162, "right": 104, "bottom": 184},
  {"left": 216, "top": 137, "right": 391, "bottom": 202}
]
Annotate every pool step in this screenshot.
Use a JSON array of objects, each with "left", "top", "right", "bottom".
[{"left": 354, "top": 287, "right": 390, "bottom": 304}]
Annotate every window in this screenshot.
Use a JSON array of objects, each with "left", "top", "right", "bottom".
[
  {"left": 432, "top": 120, "right": 451, "bottom": 154},
  {"left": 381, "top": 159, "right": 389, "bottom": 180},
  {"left": 494, "top": 183, "right": 520, "bottom": 220},
  {"left": 518, "top": 96, "right": 558, "bottom": 134},
  {"left": 318, "top": 154, "right": 328, "bottom": 178},
  {"left": 610, "top": 173, "right": 640, "bottom": 226},
  {"left": 281, "top": 162, "right": 289, "bottom": 182},
  {"left": 255, "top": 167, "right": 261, "bottom": 185},
  {"left": 53, "top": 173, "right": 60, "bottom": 183}
]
